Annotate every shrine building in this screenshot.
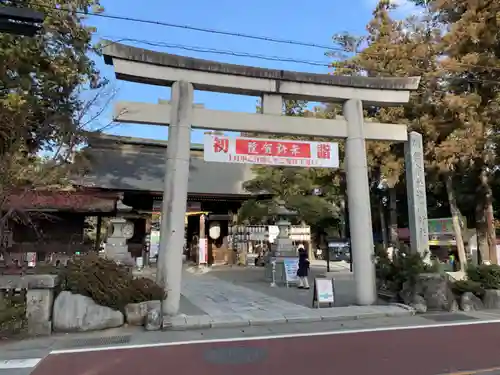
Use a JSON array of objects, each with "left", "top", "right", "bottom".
[{"left": 77, "top": 133, "right": 260, "bottom": 264}]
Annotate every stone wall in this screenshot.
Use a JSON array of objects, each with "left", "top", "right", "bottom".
[{"left": 0, "top": 274, "right": 58, "bottom": 336}]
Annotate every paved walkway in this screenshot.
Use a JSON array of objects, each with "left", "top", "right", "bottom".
[
  {"left": 209, "top": 265, "right": 356, "bottom": 307},
  {"left": 132, "top": 267, "right": 412, "bottom": 329},
  {"left": 181, "top": 273, "right": 310, "bottom": 315},
  {"left": 166, "top": 272, "right": 413, "bottom": 330}
]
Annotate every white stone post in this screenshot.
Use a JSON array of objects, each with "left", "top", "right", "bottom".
[
  {"left": 157, "top": 81, "right": 193, "bottom": 316},
  {"left": 343, "top": 99, "right": 377, "bottom": 305},
  {"left": 405, "top": 131, "right": 429, "bottom": 257}
]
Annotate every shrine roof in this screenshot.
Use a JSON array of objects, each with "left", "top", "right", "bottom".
[
  {"left": 79, "top": 134, "right": 254, "bottom": 196},
  {"left": 5, "top": 190, "right": 119, "bottom": 212}
]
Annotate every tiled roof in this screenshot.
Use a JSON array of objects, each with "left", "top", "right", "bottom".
[{"left": 80, "top": 134, "right": 255, "bottom": 196}]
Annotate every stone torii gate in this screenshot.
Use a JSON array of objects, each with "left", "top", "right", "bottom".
[{"left": 101, "top": 41, "right": 428, "bottom": 315}]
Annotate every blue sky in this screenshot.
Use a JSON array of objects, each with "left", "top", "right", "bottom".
[{"left": 86, "top": 0, "right": 412, "bottom": 143}]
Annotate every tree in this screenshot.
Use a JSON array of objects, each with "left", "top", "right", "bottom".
[
  {"left": 0, "top": 0, "right": 108, "bottom": 257},
  {"left": 1, "top": 0, "right": 105, "bottom": 153},
  {"left": 330, "top": 1, "right": 416, "bottom": 247},
  {"left": 431, "top": 0, "right": 500, "bottom": 264},
  {"left": 330, "top": 0, "right": 478, "bottom": 270},
  {"left": 240, "top": 100, "right": 345, "bottom": 252}
]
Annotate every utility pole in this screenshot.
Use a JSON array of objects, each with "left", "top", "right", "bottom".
[{"left": 0, "top": 6, "right": 44, "bottom": 36}]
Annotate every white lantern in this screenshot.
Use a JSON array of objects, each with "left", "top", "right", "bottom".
[{"left": 209, "top": 222, "right": 221, "bottom": 240}]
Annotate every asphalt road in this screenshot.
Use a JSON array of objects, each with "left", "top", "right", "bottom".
[{"left": 29, "top": 323, "right": 500, "bottom": 375}]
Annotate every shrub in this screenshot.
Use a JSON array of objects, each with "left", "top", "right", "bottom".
[
  {"left": 59, "top": 253, "right": 165, "bottom": 313},
  {"left": 467, "top": 264, "right": 500, "bottom": 290},
  {"left": 0, "top": 294, "right": 26, "bottom": 337},
  {"left": 451, "top": 280, "right": 484, "bottom": 298},
  {"left": 374, "top": 244, "right": 437, "bottom": 294}
]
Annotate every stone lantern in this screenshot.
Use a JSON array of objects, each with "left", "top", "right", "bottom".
[
  {"left": 264, "top": 201, "right": 299, "bottom": 285},
  {"left": 272, "top": 200, "right": 297, "bottom": 257},
  {"left": 105, "top": 200, "right": 135, "bottom": 266}
]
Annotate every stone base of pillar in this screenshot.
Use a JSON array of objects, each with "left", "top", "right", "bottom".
[
  {"left": 104, "top": 245, "right": 135, "bottom": 266},
  {"left": 273, "top": 238, "right": 295, "bottom": 257}
]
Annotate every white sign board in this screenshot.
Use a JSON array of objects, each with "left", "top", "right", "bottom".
[
  {"left": 313, "top": 278, "right": 335, "bottom": 306},
  {"left": 204, "top": 134, "right": 339, "bottom": 168},
  {"left": 283, "top": 258, "right": 299, "bottom": 285}
]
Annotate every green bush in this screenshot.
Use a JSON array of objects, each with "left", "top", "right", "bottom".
[
  {"left": 467, "top": 264, "right": 500, "bottom": 290},
  {"left": 0, "top": 293, "right": 26, "bottom": 337},
  {"left": 59, "top": 253, "right": 165, "bottom": 313},
  {"left": 451, "top": 280, "right": 484, "bottom": 297},
  {"left": 374, "top": 244, "right": 438, "bottom": 294}
]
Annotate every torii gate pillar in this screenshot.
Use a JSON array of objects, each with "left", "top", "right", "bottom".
[{"left": 344, "top": 99, "right": 377, "bottom": 305}]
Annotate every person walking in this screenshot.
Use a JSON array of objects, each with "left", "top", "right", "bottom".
[{"left": 296, "top": 244, "right": 310, "bottom": 289}]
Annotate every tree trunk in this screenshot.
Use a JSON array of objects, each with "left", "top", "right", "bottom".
[
  {"left": 388, "top": 187, "right": 399, "bottom": 246},
  {"left": 480, "top": 170, "right": 497, "bottom": 264},
  {"left": 379, "top": 199, "right": 388, "bottom": 248},
  {"left": 476, "top": 203, "right": 489, "bottom": 264},
  {"left": 485, "top": 204, "right": 497, "bottom": 264},
  {"left": 445, "top": 174, "right": 467, "bottom": 271}
]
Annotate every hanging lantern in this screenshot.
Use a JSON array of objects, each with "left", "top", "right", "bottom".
[{"left": 209, "top": 222, "right": 221, "bottom": 240}]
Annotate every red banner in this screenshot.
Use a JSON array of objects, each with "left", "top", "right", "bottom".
[{"left": 235, "top": 139, "right": 311, "bottom": 158}]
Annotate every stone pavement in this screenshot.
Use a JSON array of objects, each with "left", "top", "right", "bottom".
[
  {"left": 164, "top": 271, "right": 413, "bottom": 330},
  {"left": 209, "top": 265, "right": 356, "bottom": 307}
]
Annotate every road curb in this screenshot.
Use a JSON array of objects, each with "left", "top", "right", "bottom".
[
  {"left": 388, "top": 302, "right": 416, "bottom": 315},
  {"left": 162, "top": 306, "right": 414, "bottom": 331},
  {"left": 0, "top": 358, "right": 42, "bottom": 370}
]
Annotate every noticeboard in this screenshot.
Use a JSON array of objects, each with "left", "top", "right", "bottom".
[
  {"left": 312, "top": 278, "right": 335, "bottom": 308},
  {"left": 283, "top": 258, "right": 299, "bottom": 286}
]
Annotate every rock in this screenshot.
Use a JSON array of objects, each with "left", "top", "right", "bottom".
[
  {"left": 53, "top": 291, "right": 124, "bottom": 332},
  {"left": 147, "top": 300, "right": 161, "bottom": 311},
  {"left": 449, "top": 299, "right": 459, "bottom": 312},
  {"left": 483, "top": 289, "right": 500, "bottom": 309},
  {"left": 418, "top": 273, "right": 456, "bottom": 311},
  {"left": 400, "top": 274, "right": 456, "bottom": 311},
  {"left": 125, "top": 302, "right": 148, "bottom": 326},
  {"left": 125, "top": 300, "right": 161, "bottom": 326},
  {"left": 446, "top": 271, "right": 466, "bottom": 282},
  {"left": 399, "top": 282, "right": 415, "bottom": 305},
  {"left": 410, "top": 295, "right": 427, "bottom": 313},
  {"left": 459, "top": 292, "right": 484, "bottom": 312},
  {"left": 145, "top": 308, "right": 162, "bottom": 331}
]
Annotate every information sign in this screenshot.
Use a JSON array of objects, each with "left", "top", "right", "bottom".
[
  {"left": 283, "top": 258, "right": 299, "bottom": 286},
  {"left": 312, "top": 278, "right": 335, "bottom": 308}
]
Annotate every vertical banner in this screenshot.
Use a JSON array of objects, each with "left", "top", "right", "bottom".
[{"left": 198, "top": 238, "right": 208, "bottom": 265}]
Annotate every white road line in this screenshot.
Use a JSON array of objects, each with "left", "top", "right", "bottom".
[
  {"left": 0, "top": 358, "right": 42, "bottom": 369},
  {"left": 49, "top": 318, "right": 500, "bottom": 355}
]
